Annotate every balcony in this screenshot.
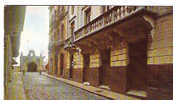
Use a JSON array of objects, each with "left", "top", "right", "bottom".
[{"left": 74, "top": 6, "right": 152, "bottom": 42}]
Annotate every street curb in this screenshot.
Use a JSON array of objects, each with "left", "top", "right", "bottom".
[{"left": 42, "top": 73, "right": 141, "bottom": 100}]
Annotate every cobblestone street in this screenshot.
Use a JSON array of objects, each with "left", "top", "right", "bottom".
[
  {"left": 23, "top": 72, "right": 110, "bottom": 100},
  {"left": 7, "top": 72, "right": 26, "bottom": 100},
  {"left": 4, "top": 6, "right": 173, "bottom": 100}
]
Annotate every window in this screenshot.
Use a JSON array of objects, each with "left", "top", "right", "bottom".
[
  {"left": 58, "top": 27, "right": 61, "bottom": 41},
  {"left": 71, "top": 6, "right": 74, "bottom": 15},
  {"left": 85, "top": 8, "right": 91, "bottom": 24},
  {"left": 71, "top": 21, "right": 75, "bottom": 36},
  {"left": 106, "top": 6, "right": 111, "bottom": 11},
  {"left": 62, "top": 6, "right": 64, "bottom": 11},
  {"left": 60, "top": 6, "right": 64, "bottom": 13},
  {"left": 61, "top": 24, "right": 64, "bottom": 40}
]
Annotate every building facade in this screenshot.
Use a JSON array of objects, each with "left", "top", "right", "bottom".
[
  {"left": 48, "top": 6, "right": 55, "bottom": 74},
  {"left": 20, "top": 50, "right": 44, "bottom": 72},
  {"left": 48, "top": 6, "right": 173, "bottom": 94}
]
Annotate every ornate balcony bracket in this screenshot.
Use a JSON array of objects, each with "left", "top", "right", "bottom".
[{"left": 63, "top": 38, "right": 82, "bottom": 54}]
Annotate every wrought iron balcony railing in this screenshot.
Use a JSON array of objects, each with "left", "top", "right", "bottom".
[{"left": 74, "top": 6, "right": 145, "bottom": 41}]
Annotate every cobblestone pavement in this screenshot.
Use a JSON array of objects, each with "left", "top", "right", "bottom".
[{"left": 23, "top": 72, "right": 110, "bottom": 100}]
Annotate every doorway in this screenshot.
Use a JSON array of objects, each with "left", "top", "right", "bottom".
[
  {"left": 69, "top": 54, "right": 73, "bottom": 78},
  {"left": 27, "top": 62, "right": 37, "bottom": 72},
  {"left": 83, "top": 54, "right": 90, "bottom": 82},
  {"left": 60, "top": 54, "right": 64, "bottom": 76},
  {"left": 99, "top": 49, "right": 111, "bottom": 85},
  {"left": 55, "top": 55, "right": 58, "bottom": 75},
  {"left": 127, "top": 39, "right": 148, "bottom": 90}
]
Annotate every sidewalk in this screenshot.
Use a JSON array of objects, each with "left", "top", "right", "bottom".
[
  {"left": 6, "top": 72, "right": 27, "bottom": 100},
  {"left": 43, "top": 73, "right": 142, "bottom": 100}
]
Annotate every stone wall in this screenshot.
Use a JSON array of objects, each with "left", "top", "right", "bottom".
[{"left": 147, "top": 13, "right": 173, "bottom": 88}]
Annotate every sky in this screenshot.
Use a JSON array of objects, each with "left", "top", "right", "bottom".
[{"left": 17, "top": 6, "right": 49, "bottom": 64}]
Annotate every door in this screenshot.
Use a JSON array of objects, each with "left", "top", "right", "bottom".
[
  {"left": 55, "top": 55, "right": 58, "bottom": 74},
  {"left": 69, "top": 54, "right": 73, "bottom": 78},
  {"left": 100, "top": 49, "right": 110, "bottom": 85},
  {"left": 83, "top": 54, "right": 90, "bottom": 82},
  {"left": 27, "top": 62, "right": 37, "bottom": 72},
  {"left": 60, "top": 54, "right": 64, "bottom": 76},
  {"left": 127, "top": 39, "right": 147, "bottom": 90}
]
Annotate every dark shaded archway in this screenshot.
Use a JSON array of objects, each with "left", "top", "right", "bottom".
[
  {"left": 60, "top": 54, "right": 64, "bottom": 75},
  {"left": 69, "top": 54, "right": 74, "bottom": 78},
  {"left": 27, "top": 62, "right": 37, "bottom": 72},
  {"left": 127, "top": 39, "right": 148, "bottom": 91}
]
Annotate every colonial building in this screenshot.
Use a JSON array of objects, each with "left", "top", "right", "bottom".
[
  {"left": 48, "top": 6, "right": 55, "bottom": 74},
  {"left": 52, "top": 6, "right": 70, "bottom": 78},
  {"left": 48, "top": 6, "right": 173, "bottom": 97},
  {"left": 20, "top": 50, "right": 44, "bottom": 72},
  {"left": 48, "top": 6, "right": 71, "bottom": 78}
]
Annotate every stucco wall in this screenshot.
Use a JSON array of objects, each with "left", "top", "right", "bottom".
[{"left": 147, "top": 14, "right": 173, "bottom": 65}]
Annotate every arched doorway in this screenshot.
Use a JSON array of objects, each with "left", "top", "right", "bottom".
[
  {"left": 69, "top": 54, "right": 74, "bottom": 78},
  {"left": 127, "top": 39, "right": 148, "bottom": 90},
  {"left": 27, "top": 62, "right": 37, "bottom": 72},
  {"left": 60, "top": 54, "right": 64, "bottom": 75},
  {"left": 55, "top": 55, "right": 58, "bottom": 74}
]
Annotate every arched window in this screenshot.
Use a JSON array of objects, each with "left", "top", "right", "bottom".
[{"left": 71, "top": 21, "right": 75, "bottom": 36}]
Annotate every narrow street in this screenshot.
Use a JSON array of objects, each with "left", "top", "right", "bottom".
[
  {"left": 23, "top": 72, "right": 110, "bottom": 100},
  {"left": 4, "top": 6, "right": 173, "bottom": 100}
]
